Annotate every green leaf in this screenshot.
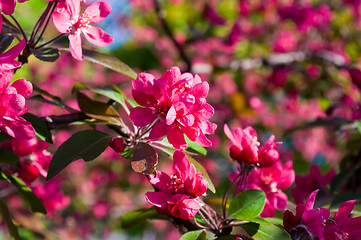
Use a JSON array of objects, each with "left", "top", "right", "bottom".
[
  {"left": 228, "top": 189, "right": 265, "bottom": 220},
  {"left": 77, "top": 92, "right": 122, "bottom": 125},
  {"left": 46, "top": 130, "right": 111, "bottom": 180},
  {"left": 355, "top": 121, "right": 361, "bottom": 134},
  {"left": 120, "top": 208, "right": 161, "bottom": 229},
  {"left": 22, "top": 113, "right": 53, "bottom": 143},
  {"left": 0, "top": 200, "right": 19, "bottom": 240},
  {"left": 31, "top": 47, "right": 60, "bottom": 62},
  {"left": 179, "top": 230, "right": 207, "bottom": 240},
  {"left": 185, "top": 136, "right": 207, "bottom": 156},
  {"left": 0, "top": 148, "right": 19, "bottom": 164},
  {"left": 0, "top": 33, "right": 15, "bottom": 53},
  {"left": 0, "top": 172, "right": 46, "bottom": 214},
  {"left": 188, "top": 157, "right": 216, "bottom": 193},
  {"left": 242, "top": 218, "right": 290, "bottom": 240},
  {"left": 72, "top": 83, "right": 130, "bottom": 114},
  {"left": 60, "top": 48, "right": 137, "bottom": 79},
  {"left": 83, "top": 49, "right": 137, "bottom": 79}
]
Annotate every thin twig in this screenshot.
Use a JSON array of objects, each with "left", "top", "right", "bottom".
[
  {"left": 9, "top": 15, "right": 27, "bottom": 41},
  {"left": 153, "top": 0, "right": 192, "bottom": 72}
]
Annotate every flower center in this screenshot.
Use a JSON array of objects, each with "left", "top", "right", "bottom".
[
  {"left": 167, "top": 174, "right": 185, "bottom": 193},
  {"left": 72, "top": 13, "right": 90, "bottom": 31}
]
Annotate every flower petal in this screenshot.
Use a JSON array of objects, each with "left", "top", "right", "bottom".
[
  {"left": 129, "top": 107, "right": 157, "bottom": 126},
  {"left": 68, "top": 33, "right": 82, "bottom": 61},
  {"left": 83, "top": 26, "right": 113, "bottom": 47},
  {"left": 84, "top": 1, "right": 112, "bottom": 24}
]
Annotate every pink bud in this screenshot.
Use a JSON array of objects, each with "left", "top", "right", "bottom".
[
  {"left": 108, "top": 137, "right": 126, "bottom": 153},
  {"left": 18, "top": 161, "right": 40, "bottom": 184},
  {"left": 258, "top": 149, "right": 280, "bottom": 168},
  {"left": 229, "top": 145, "right": 242, "bottom": 161}
]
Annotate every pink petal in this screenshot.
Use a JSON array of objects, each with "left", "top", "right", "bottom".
[
  {"left": 145, "top": 192, "right": 172, "bottom": 209},
  {"left": 52, "top": 11, "right": 72, "bottom": 33},
  {"left": 166, "top": 105, "right": 177, "bottom": 125},
  {"left": 11, "top": 79, "right": 32, "bottom": 98},
  {"left": 132, "top": 90, "right": 157, "bottom": 107},
  {"left": 195, "top": 132, "right": 212, "bottom": 147},
  {"left": 191, "top": 82, "right": 209, "bottom": 99},
  {"left": 305, "top": 189, "right": 319, "bottom": 210},
  {"left": 1, "top": 116, "right": 35, "bottom": 139},
  {"left": 161, "top": 66, "right": 181, "bottom": 85},
  {"left": 149, "top": 171, "right": 172, "bottom": 192},
  {"left": 68, "top": 33, "right": 82, "bottom": 61},
  {"left": 268, "top": 191, "right": 288, "bottom": 210},
  {"left": 0, "top": 0, "right": 16, "bottom": 15},
  {"left": 84, "top": 1, "right": 112, "bottom": 24},
  {"left": 224, "top": 124, "right": 236, "bottom": 145},
  {"left": 83, "top": 26, "right": 113, "bottom": 47},
  {"left": 335, "top": 200, "right": 356, "bottom": 225},
  {"left": 129, "top": 107, "right": 157, "bottom": 126},
  {"left": 0, "top": 39, "right": 26, "bottom": 63},
  {"left": 173, "top": 151, "right": 191, "bottom": 179},
  {"left": 167, "top": 124, "right": 187, "bottom": 150},
  {"left": 132, "top": 73, "right": 155, "bottom": 95},
  {"left": 149, "top": 120, "right": 168, "bottom": 140},
  {"left": 65, "top": 0, "right": 80, "bottom": 18}
]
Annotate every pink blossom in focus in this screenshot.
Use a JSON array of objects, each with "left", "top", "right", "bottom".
[
  {"left": 145, "top": 151, "right": 208, "bottom": 220},
  {"left": 224, "top": 124, "right": 282, "bottom": 167},
  {"left": 130, "top": 66, "right": 217, "bottom": 150},
  {"left": 0, "top": 78, "right": 34, "bottom": 139},
  {"left": 52, "top": 0, "right": 113, "bottom": 61},
  {"left": 291, "top": 165, "right": 336, "bottom": 204}
]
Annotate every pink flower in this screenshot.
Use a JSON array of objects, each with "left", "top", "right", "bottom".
[
  {"left": 273, "top": 31, "right": 298, "bottom": 53},
  {"left": 0, "top": 62, "right": 35, "bottom": 139},
  {"left": 52, "top": 0, "right": 113, "bottom": 61},
  {"left": 323, "top": 200, "right": 361, "bottom": 239},
  {"left": 245, "top": 161, "right": 295, "bottom": 217},
  {"left": 283, "top": 189, "right": 329, "bottom": 240},
  {"left": 0, "top": 39, "right": 26, "bottom": 71},
  {"left": 0, "top": 138, "right": 51, "bottom": 184},
  {"left": 284, "top": 190, "right": 361, "bottom": 240},
  {"left": 204, "top": 5, "right": 226, "bottom": 25},
  {"left": 145, "top": 151, "right": 208, "bottom": 220},
  {"left": 0, "top": 0, "right": 16, "bottom": 33},
  {"left": 291, "top": 165, "right": 336, "bottom": 204},
  {"left": 224, "top": 124, "right": 282, "bottom": 167},
  {"left": 32, "top": 179, "right": 70, "bottom": 215},
  {"left": 130, "top": 67, "right": 217, "bottom": 150}
]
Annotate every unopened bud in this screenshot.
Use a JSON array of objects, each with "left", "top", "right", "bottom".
[
  {"left": 109, "top": 137, "right": 126, "bottom": 153},
  {"left": 258, "top": 149, "right": 279, "bottom": 168}
]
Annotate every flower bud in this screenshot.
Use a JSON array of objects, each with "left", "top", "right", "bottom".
[
  {"left": 17, "top": 161, "right": 40, "bottom": 184},
  {"left": 258, "top": 149, "right": 280, "bottom": 168},
  {"left": 108, "top": 137, "right": 126, "bottom": 153}
]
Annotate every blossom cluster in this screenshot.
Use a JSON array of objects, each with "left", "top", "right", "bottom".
[
  {"left": 145, "top": 151, "right": 208, "bottom": 220},
  {"left": 130, "top": 66, "right": 217, "bottom": 150},
  {"left": 0, "top": 40, "right": 34, "bottom": 140},
  {"left": 284, "top": 190, "right": 361, "bottom": 239}
]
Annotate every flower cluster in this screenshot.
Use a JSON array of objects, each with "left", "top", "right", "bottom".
[
  {"left": 52, "top": 0, "right": 113, "bottom": 60},
  {"left": 0, "top": 137, "right": 51, "bottom": 184},
  {"left": 224, "top": 124, "right": 282, "bottom": 167},
  {"left": 145, "top": 151, "right": 208, "bottom": 220},
  {"left": 130, "top": 66, "right": 217, "bottom": 150},
  {"left": 283, "top": 190, "right": 361, "bottom": 239},
  {"left": 0, "top": 40, "right": 34, "bottom": 140}
]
